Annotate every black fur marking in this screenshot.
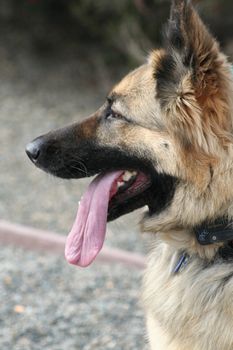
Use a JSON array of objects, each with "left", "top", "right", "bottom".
[
  {"left": 166, "top": 20, "right": 185, "bottom": 51},
  {"left": 108, "top": 173, "right": 177, "bottom": 222},
  {"left": 219, "top": 244, "right": 233, "bottom": 261},
  {"left": 155, "top": 54, "right": 176, "bottom": 105},
  {"left": 168, "top": 0, "right": 192, "bottom": 54},
  {"left": 155, "top": 54, "right": 176, "bottom": 88},
  {"left": 155, "top": 53, "right": 188, "bottom": 108},
  {"left": 209, "top": 165, "right": 214, "bottom": 179},
  {"left": 147, "top": 172, "right": 177, "bottom": 216},
  {"left": 220, "top": 272, "right": 233, "bottom": 288}
]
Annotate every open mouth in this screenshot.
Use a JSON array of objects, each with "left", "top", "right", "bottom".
[
  {"left": 65, "top": 169, "right": 175, "bottom": 267},
  {"left": 108, "top": 170, "right": 152, "bottom": 221},
  {"left": 25, "top": 133, "right": 176, "bottom": 268}
]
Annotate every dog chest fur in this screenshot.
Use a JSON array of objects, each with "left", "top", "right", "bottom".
[{"left": 143, "top": 238, "right": 233, "bottom": 350}]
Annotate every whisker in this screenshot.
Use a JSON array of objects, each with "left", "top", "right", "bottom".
[{"left": 69, "top": 163, "right": 88, "bottom": 176}]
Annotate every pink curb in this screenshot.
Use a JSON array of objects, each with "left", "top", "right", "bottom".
[{"left": 0, "top": 220, "right": 146, "bottom": 269}]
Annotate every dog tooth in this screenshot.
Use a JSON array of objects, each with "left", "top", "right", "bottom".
[
  {"left": 117, "top": 181, "right": 125, "bottom": 188},
  {"left": 123, "top": 170, "right": 137, "bottom": 182},
  {"left": 123, "top": 171, "right": 132, "bottom": 182}
]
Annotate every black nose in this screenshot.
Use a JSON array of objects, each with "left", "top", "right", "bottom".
[{"left": 25, "top": 139, "right": 41, "bottom": 163}]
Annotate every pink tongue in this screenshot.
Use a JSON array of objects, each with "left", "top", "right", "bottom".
[{"left": 65, "top": 171, "right": 123, "bottom": 267}]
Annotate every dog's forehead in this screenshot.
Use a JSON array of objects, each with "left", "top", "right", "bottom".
[{"left": 112, "top": 63, "right": 155, "bottom": 98}]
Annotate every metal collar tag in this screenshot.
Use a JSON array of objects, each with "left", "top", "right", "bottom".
[{"left": 173, "top": 252, "right": 189, "bottom": 273}]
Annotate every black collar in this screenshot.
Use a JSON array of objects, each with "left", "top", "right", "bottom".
[
  {"left": 195, "top": 217, "right": 233, "bottom": 246},
  {"left": 195, "top": 217, "right": 233, "bottom": 262},
  {"left": 173, "top": 217, "right": 233, "bottom": 274}
]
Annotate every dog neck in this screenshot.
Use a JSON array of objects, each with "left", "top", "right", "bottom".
[
  {"left": 157, "top": 217, "right": 233, "bottom": 265},
  {"left": 173, "top": 218, "right": 233, "bottom": 274}
]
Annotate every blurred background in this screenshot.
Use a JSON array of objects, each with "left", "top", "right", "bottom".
[{"left": 0, "top": 1, "right": 232, "bottom": 349}]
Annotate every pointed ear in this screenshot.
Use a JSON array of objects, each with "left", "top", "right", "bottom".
[
  {"left": 154, "top": 0, "right": 231, "bottom": 155},
  {"left": 167, "top": 0, "right": 219, "bottom": 83}
]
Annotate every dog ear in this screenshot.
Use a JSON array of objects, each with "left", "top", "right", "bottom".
[
  {"left": 154, "top": 0, "right": 231, "bottom": 155},
  {"left": 166, "top": 0, "right": 219, "bottom": 83}
]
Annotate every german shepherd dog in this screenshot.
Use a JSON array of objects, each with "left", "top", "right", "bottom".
[{"left": 26, "top": 0, "right": 233, "bottom": 349}]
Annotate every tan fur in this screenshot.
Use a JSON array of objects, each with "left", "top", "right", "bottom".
[
  {"left": 102, "top": 1, "right": 233, "bottom": 349},
  {"left": 143, "top": 237, "right": 233, "bottom": 350}
]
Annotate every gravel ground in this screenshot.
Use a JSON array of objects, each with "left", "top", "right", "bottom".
[
  {"left": 0, "top": 22, "right": 149, "bottom": 349},
  {"left": 0, "top": 246, "right": 147, "bottom": 350}
]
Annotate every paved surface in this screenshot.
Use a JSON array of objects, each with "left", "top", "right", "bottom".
[{"left": 0, "top": 23, "right": 149, "bottom": 349}]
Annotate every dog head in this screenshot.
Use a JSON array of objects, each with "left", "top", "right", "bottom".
[{"left": 26, "top": 0, "right": 233, "bottom": 265}]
